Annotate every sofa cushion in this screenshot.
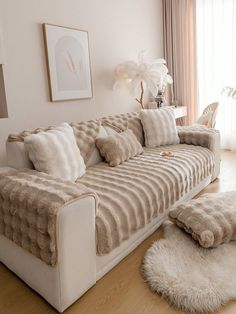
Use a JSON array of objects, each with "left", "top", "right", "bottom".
[
  {"left": 96, "top": 129, "right": 143, "bottom": 167},
  {"left": 169, "top": 191, "right": 236, "bottom": 248},
  {"left": 78, "top": 144, "right": 215, "bottom": 254},
  {"left": 24, "top": 123, "right": 86, "bottom": 181},
  {"left": 140, "top": 108, "right": 180, "bottom": 147}
]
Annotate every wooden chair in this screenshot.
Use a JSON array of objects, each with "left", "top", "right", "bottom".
[{"left": 197, "top": 102, "right": 219, "bottom": 128}]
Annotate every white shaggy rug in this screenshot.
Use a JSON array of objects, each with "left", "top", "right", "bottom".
[{"left": 143, "top": 222, "right": 236, "bottom": 314}]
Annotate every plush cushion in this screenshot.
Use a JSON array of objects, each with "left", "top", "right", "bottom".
[
  {"left": 95, "top": 129, "right": 143, "bottom": 167},
  {"left": 169, "top": 192, "right": 236, "bottom": 248},
  {"left": 24, "top": 123, "right": 86, "bottom": 181},
  {"left": 140, "top": 108, "right": 180, "bottom": 147}
]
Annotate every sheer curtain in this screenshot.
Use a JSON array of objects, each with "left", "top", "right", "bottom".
[
  {"left": 196, "top": 0, "right": 236, "bottom": 149},
  {"left": 163, "top": 0, "right": 197, "bottom": 125}
]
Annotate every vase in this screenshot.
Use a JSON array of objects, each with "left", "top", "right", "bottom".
[{"left": 155, "top": 91, "right": 165, "bottom": 108}]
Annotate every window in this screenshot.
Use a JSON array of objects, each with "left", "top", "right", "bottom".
[{"left": 196, "top": 0, "right": 236, "bottom": 149}]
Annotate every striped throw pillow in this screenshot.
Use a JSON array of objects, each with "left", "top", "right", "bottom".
[
  {"left": 24, "top": 123, "right": 85, "bottom": 181},
  {"left": 140, "top": 108, "right": 180, "bottom": 147}
]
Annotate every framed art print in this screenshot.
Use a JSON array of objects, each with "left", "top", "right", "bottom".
[{"left": 43, "top": 24, "right": 93, "bottom": 101}]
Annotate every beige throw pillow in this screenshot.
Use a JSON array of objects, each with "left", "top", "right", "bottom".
[
  {"left": 96, "top": 129, "right": 143, "bottom": 166},
  {"left": 169, "top": 192, "right": 236, "bottom": 248},
  {"left": 24, "top": 123, "right": 86, "bottom": 181},
  {"left": 140, "top": 108, "right": 180, "bottom": 147}
]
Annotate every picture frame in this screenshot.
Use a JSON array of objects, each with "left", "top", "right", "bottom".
[{"left": 43, "top": 23, "right": 93, "bottom": 102}]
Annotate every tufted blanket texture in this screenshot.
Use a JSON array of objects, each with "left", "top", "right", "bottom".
[
  {"left": 140, "top": 108, "right": 180, "bottom": 147},
  {"left": 7, "top": 112, "right": 144, "bottom": 164},
  {"left": 4, "top": 112, "right": 220, "bottom": 263},
  {"left": 79, "top": 144, "right": 214, "bottom": 254},
  {"left": 100, "top": 112, "right": 145, "bottom": 145},
  {"left": 177, "top": 125, "right": 220, "bottom": 152},
  {"left": 0, "top": 169, "right": 97, "bottom": 266},
  {"left": 169, "top": 191, "right": 236, "bottom": 248},
  {"left": 7, "top": 114, "right": 219, "bottom": 168},
  {"left": 96, "top": 129, "right": 143, "bottom": 166},
  {"left": 177, "top": 125, "right": 220, "bottom": 180},
  {"left": 7, "top": 120, "right": 101, "bottom": 164}
]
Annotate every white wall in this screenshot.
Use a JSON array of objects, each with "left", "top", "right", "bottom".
[{"left": 0, "top": 0, "right": 163, "bottom": 165}]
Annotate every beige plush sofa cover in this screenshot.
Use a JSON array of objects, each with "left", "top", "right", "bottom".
[
  {"left": 0, "top": 111, "right": 220, "bottom": 312},
  {"left": 81, "top": 144, "right": 214, "bottom": 255}
]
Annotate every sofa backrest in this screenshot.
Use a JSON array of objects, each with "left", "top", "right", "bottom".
[
  {"left": 6, "top": 111, "right": 144, "bottom": 170},
  {"left": 100, "top": 111, "right": 144, "bottom": 145}
]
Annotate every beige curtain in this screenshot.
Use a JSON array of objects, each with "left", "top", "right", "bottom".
[{"left": 163, "top": 0, "right": 197, "bottom": 125}]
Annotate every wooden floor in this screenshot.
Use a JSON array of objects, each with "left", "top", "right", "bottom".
[{"left": 1, "top": 150, "right": 236, "bottom": 314}]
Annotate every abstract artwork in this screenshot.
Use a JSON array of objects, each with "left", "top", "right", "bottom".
[{"left": 43, "top": 24, "right": 92, "bottom": 101}]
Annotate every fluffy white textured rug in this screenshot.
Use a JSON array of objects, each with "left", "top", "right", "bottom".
[{"left": 143, "top": 222, "right": 236, "bottom": 313}]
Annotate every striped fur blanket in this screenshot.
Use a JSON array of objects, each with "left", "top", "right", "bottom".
[{"left": 79, "top": 144, "right": 214, "bottom": 254}]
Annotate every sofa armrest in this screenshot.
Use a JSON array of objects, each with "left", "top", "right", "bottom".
[
  {"left": 177, "top": 126, "right": 221, "bottom": 181},
  {"left": 0, "top": 168, "right": 98, "bottom": 312},
  {"left": 177, "top": 126, "right": 220, "bottom": 151},
  {"left": 0, "top": 169, "right": 98, "bottom": 266}
]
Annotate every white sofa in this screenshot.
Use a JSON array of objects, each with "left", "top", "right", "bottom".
[{"left": 0, "top": 111, "right": 220, "bottom": 312}]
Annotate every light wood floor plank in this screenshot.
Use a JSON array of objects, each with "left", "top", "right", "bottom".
[{"left": 0, "top": 150, "right": 236, "bottom": 314}]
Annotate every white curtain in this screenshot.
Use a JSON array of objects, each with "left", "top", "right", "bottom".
[{"left": 196, "top": 0, "right": 236, "bottom": 149}]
